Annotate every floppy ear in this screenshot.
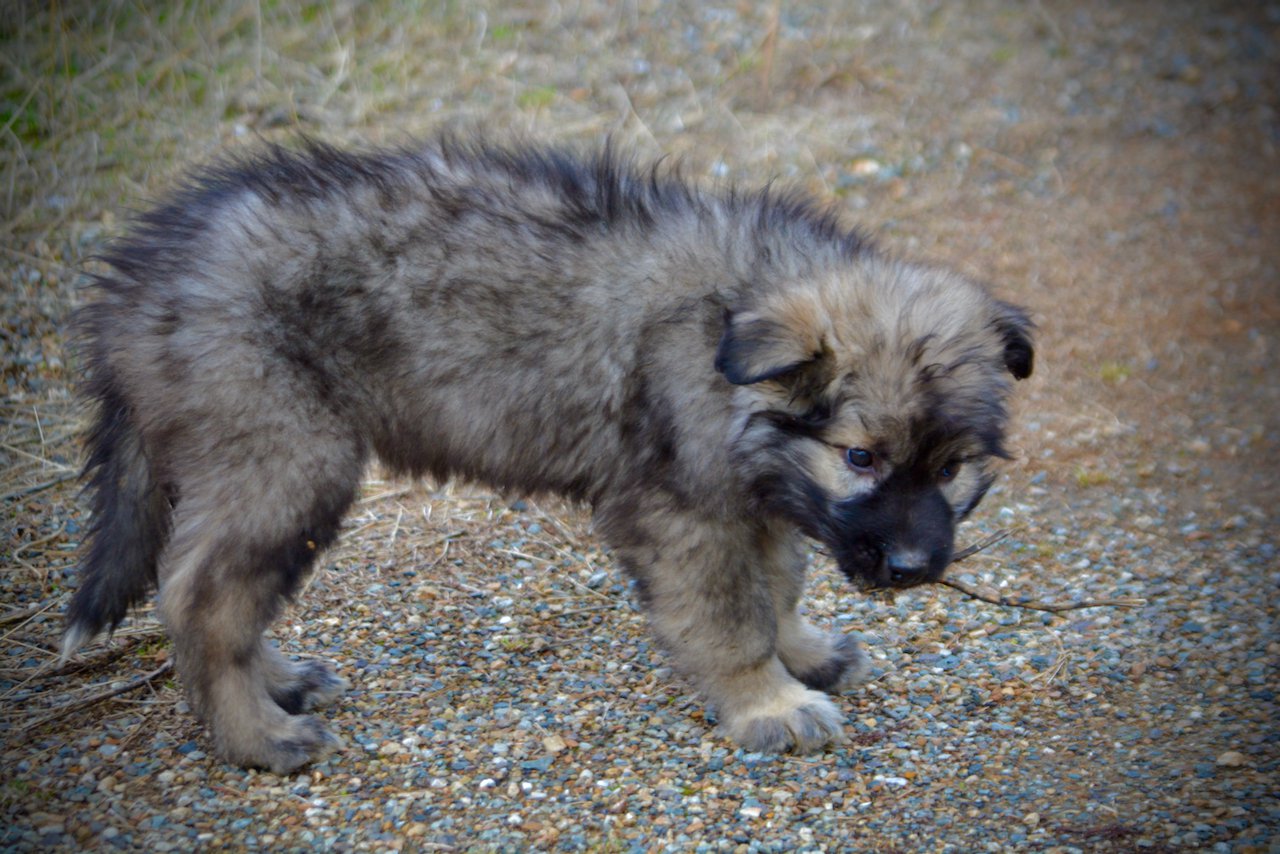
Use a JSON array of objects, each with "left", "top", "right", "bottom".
[
  {"left": 993, "top": 300, "right": 1035, "bottom": 380},
  {"left": 714, "top": 310, "right": 823, "bottom": 385}
]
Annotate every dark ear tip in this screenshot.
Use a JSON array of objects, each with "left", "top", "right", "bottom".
[
  {"left": 1006, "top": 343, "right": 1034, "bottom": 380},
  {"left": 714, "top": 317, "right": 787, "bottom": 386},
  {"left": 714, "top": 338, "right": 801, "bottom": 385},
  {"left": 715, "top": 303, "right": 825, "bottom": 387},
  {"left": 713, "top": 346, "right": 749, "bottom": 385},
  {"left": 994, "top": 300, "right": 1035, "bottom": 380},
  {"left": 713, "top": 332, "right": 743, "bottom": 383}
]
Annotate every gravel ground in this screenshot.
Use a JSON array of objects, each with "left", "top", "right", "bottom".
[{"left": 2, "top": 1, "right": 1278, "bottom": 851}]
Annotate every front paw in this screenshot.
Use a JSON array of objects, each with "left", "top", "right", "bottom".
[{"left": 718, "top": 682, "right": 845, "bottom": 753}]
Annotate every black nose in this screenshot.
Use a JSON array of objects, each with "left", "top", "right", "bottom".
[{"left": 886, "top": 551, "right": 930, "bottom": 585}]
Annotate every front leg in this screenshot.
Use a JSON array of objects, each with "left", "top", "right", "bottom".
[
  {"left": 765, "top": 528, "right": 871, "bottom": 693},
  {"left": 599, "top": 500, "right": 845, "bottom": 753}
]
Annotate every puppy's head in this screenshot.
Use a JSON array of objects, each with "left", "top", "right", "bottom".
[{"left": 718, "top": 259, "right": 1034, "bottom": 589}]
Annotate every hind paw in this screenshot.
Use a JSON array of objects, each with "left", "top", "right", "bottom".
[
  {"left": 220, "top": 713, "right": 343, "bottom": 774},
  {"left": 791, "top": 634, "right": 871, "bottom": 694}
]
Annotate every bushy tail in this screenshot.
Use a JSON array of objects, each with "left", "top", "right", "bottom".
[{"left": 62, "top": 375, "right": 170, "bottom": 658}]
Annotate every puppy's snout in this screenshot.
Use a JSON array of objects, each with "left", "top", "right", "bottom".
[{"left": 886, "top": 550, "right": 931, "bottom": 586}]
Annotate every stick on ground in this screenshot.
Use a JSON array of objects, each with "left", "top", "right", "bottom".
[
  {"left": 940, "top": 529, "right": 1146, "bottom": 613},
  {"left": 21, "top": 660, "right": 173, "bottom": 733}
]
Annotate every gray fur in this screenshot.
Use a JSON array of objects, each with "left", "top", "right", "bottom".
[{"left": 65, "top": 137, "right": 1033, "bottom": 772}]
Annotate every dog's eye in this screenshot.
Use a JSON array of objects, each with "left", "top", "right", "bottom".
[
  {"left": 939, "top": 461, "right": 962, "bottom": 481},
  {"left": 845, "top": 448, "right": 874, "bottom": 472}
]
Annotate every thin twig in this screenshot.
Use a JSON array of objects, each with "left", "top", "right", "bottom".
[
  {"left": 0, "top": 440, "right": 79, "bottom": 469},
  {"left": 0, "top": 471, "right": 79, "bottom": 503},
  {"left": 547, "top": 602, "right": 624, "bottom": 619},
  {"left": 0, "top": 599, "right": 59, "bottom": 628},
  {"left": 939, "top": 578, "right": 1145, "bottom": 613},
  {"left": 939, "top": 529, "right": 1146, "bottom": 613},
  {"left": 949, "top": 529, "right": 1013, "bottom": 563},
  {"left": 388, "top": 506, "right": 404, "bottom": 544},
  {"left": 49, "top": 626, "right": 167, "bottom": 675},
  {"left": 12, "top": 520, "right": 70, "bottom": 559},
  {"left": 21, "top": 660, "right": 173, "bottom": 732}
]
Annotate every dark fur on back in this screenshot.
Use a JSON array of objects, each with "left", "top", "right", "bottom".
[{"left": 65, "top": 136, "right": 1033, "bottom": 771}]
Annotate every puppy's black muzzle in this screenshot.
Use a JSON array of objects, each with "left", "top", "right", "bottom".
[
  {"left": 826, "top": 480, "right": 956, "bottom": 590},
  {"left": 886, "top": 551, "right": 932, "bottom": 586},
  {"left": 882, "top": 544, "right": 952, "bottom": 588}
]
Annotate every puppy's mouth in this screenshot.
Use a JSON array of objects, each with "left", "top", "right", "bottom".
[
  {"left": 830, "top": 545, "right": 951, "bottom": 591},
  {"left": 886, "top": 549, "right": 951, "bottom": 588}
]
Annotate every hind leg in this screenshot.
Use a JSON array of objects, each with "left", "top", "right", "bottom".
[
  {"left": 158, "top": 436, "right": 362, "bottom": 773},
  {"left": 766, "top": 529, "right": 870, "bottom": 693}
]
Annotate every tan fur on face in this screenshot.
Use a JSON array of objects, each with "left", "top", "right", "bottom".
[
  {"left": 726, "top": 257, "right": 1026, "bottom": 519},
  {"left": 798, "top": 439, "right": 879, "bottom": 501}
]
